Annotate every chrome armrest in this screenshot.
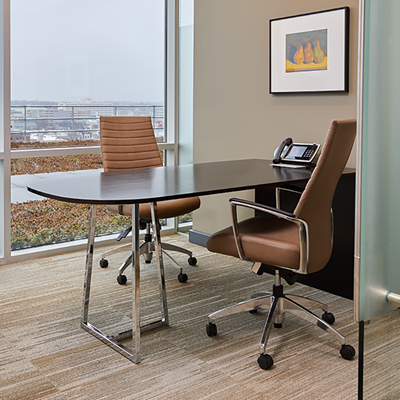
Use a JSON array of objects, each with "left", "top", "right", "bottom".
[{"left": 229, "top": 197, "right": 309, "bottom": 274}]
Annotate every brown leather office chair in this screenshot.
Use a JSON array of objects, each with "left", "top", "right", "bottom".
[
  {"left": 206, "top": 119, "right": 356, "bottom": 370},
  {"left": 99, "top": 116, "right": 200, "bottom": 284}
]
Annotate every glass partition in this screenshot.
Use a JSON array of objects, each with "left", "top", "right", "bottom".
[
  {"left": 359, "top": 0, "right": 400, "bottom": 324},
  {"left": 358, "top": 0, "right": 400, "bottom": 397}
]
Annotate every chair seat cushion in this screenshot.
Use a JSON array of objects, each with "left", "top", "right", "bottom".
[
  {"left": 107, "top": 196, "right": 201, "bottom": 220},
  {"left": 206, "top": 216, "right": 300, "bottom": 270}
]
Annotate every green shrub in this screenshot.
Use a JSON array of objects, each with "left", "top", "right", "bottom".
[{"left": 11, "top": 199, "right": 130, "bottom": 250}]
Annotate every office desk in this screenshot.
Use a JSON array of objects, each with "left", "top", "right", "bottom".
[{"left": 27, "top": 159, "right": 354, "bottom": 362}]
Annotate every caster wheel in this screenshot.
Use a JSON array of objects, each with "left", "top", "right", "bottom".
[
  {"left": 249, "top": 309, "right": 258, "bottom": 314},
  {"left": 117, "top": 274, "right": 127, "bottom": 285},
  {"left": 274, "top": 323, "right": 282, "bottom": 329},
  {"left": 206, "top": 322, "right": 217, "bottom": 337},
  {"left": 340, "top": 344, "right": 356, "bottom": 360},
  {"left": 258, "top": 354, "right": 274, "bottom": 370},
  {"left": 188, "top": 257, "right": 197, "bottom": 266},
  {"left": 100, "top": 259, "right": 108, "bottom": 268},
  {"left": 145, "top": 260, "right": 151, "bottom": 264},
  {"left": 322, "top": 311, "right": 335, "bottom": 324},
  {"left": 178, "top": 272, "right": 188, "bottom": 283}
]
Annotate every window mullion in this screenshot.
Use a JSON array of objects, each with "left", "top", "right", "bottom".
[{"left": 0, "top": 0, "right": 11, "bottom": 264}]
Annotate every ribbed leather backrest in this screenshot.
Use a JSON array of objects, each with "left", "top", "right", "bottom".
[
  {"left": 100, "top": 116, "right": 162, "bottom": 172},
  {"left": 294, "top": 119, "right": 356, "bottom": 272}
]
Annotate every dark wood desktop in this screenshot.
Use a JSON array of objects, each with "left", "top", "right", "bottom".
[
  {"left": 27, "top": 159, "right": 355, "bottom": 362},
  {"left": 28, "top": 159, "right": 315, "bottom": 205}
]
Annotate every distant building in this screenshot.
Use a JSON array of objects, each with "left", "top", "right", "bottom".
[
  {"left": 26, "top": 107, "right": 53, "bottom": 119},
  {"left": 58, "top": 98, "right": 114, "bottom": 118},
  {"left": 11, "top": 132, "right": 30, "bottom": 143}
]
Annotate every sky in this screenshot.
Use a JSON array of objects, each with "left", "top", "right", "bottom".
[{"left": 11, "top": 0, "right": 165, "bottom": 103}]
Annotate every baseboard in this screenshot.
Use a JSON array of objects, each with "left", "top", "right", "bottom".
[{"left": 188, "top": 230, "right": 210, "bottom": 247}]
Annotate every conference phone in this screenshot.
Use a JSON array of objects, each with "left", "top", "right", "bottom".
[{"left": 273, "top": 138, "right": 321, "bottom": 167}]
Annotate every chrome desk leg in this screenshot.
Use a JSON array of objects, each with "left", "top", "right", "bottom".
[
  {"left": 81, "top": 203, "right": 168, "bottom": 364},
  {"left": 132, "top": 203, "right": 141, "bottom": 363},
  {"left": 150, "top": 202, "right": 169, "bottom": 324},
  {"left": 81, "top": 204, "right": 138, "bottom": 362},
  {"left": 82, "top": 204, "right": 97, "bottom": 324}
]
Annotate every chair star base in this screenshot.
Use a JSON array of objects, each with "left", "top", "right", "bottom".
[
  {"left": 100, "top": 223, "right": 197, "bottom": 285},
  {"left": 206, "top": 270, "right": 355, "bottom": 370}
]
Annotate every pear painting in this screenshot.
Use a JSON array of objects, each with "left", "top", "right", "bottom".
[
  {"left": 293, "top": 44, "right": 304, "bottom": 65},
  {"left": 313, "top": 39, "right": 325, "bottom": 64},
  {"left": 304, "top": 42, "right": 314, "bottom": 64},
  {"left": 286, "top": 29, "right": 327, "bottom": 72}
]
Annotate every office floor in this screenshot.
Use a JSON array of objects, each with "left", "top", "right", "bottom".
[{"left": 0, "top": 235, "right": 358, "bottom": 399}]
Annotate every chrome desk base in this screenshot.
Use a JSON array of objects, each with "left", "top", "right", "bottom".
[{"left": 81, "top": 203, "right": 168, "bottom": 363}]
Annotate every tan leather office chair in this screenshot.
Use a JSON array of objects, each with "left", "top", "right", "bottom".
[
  {"left": 206, "top": 119, "right": 356, "bottom": 370},
  {"left": 99, "top": 116, "right": 200, "bottom": 284}
]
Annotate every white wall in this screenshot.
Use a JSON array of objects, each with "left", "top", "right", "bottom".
[{"left": 192, "top": 0, "right": 359, "bottom": 235}]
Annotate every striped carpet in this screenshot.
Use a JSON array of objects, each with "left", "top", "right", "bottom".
[{"left": 0, "top": 234, "right": 359, "bottom": 399}]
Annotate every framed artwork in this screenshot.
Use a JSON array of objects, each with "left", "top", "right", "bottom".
[{"left": 269, "top": 7, "right": 350, "bottom": 94}]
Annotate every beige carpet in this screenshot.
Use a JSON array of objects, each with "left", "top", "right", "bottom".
[{"left": 0, "top": 234, "right": 359, "bottom": 399}]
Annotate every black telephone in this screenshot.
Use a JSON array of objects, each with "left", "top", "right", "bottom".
[{"left": 273, "top": 138, "right": 320, "bottom": 166}]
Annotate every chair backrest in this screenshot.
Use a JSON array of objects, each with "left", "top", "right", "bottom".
[
  {"left": 100, "top": 116, "right": 162, "bottom": 172},
  {"left": 293, "top": 119, "right": 356, "bottom": 273}
]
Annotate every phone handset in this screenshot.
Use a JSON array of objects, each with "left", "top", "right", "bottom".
[{"left": 273, "top": 137, "right": 293, "bottom": 164}]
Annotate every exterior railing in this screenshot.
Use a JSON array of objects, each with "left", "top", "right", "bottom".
[{"left": 10, "top": 104, "right": 164, "bottom": 143}]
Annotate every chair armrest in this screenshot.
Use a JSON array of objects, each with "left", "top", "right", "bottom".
[{"left": 229, "top": 197, "right": 309, "bottom": 274}]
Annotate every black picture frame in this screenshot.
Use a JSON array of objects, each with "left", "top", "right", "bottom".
[{"left": 269, "top": 7, "right": 350, "bottom": 94}]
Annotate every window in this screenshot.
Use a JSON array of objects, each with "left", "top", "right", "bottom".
[{"left": 0, "top": 0, "right": 177, "bottom": 264}]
